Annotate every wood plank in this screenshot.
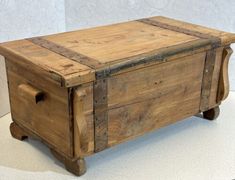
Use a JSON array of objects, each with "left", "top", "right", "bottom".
[
  {"left": 95, "top": 39, "right": 211, "bottom": 78},
  {"left": 105, "top": 51, "right": 205, "bottom": 147},
  {"left": 44, "top": 21, "right": 198, "bottom": 63},
  {"left": 108, "top": 52, "right": 206, "bottom": 109},
  {"left": 107, "top": 58, "right": 204, "bottom": 145},
  {"left": 151, "top": 16, "right": 235, "bottom": 46},
  {"left": 138, "top": 18, "right": 220, "bottom": 46},
  {"left": 101, "top": 43, "right": 211, "bottom": 77}
]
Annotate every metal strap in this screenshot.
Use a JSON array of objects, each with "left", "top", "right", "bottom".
[
  {"left": 138, "top": 18, "right": 221, "bottom": 48},
  {"left": 28, "top": 37, "right": 102, "bottom": 69},
  {"left": 93, "top": 79, "right": 108, "bottom": 152},
  {"left": 96, "top": 38, "right": 213, "bottom": 79},
  {"left": 200, "top": 49, "right": 216, "bottom": 111}
]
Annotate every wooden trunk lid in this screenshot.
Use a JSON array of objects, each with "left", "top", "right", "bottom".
[{"left": 0, "top": 16, "right": 235, "bottom": 87}]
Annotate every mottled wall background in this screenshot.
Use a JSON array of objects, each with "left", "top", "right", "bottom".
[
  {"left": 65, "top": 0, "right": 235, "bottom": 32},
  {"left": 0, "top": 0, "right": 235, "bottom": 116},
  {"left": 0, "top": 0, "right": 65, "bottom": 116}
]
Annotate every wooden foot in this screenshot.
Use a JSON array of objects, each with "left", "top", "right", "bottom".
[
  {"left": 50, "top": 149, "right": 86, "bottom": 176},
  {"left": 10, "top": 122, "right": 28, "bottom": 140},
  {"left": 203, "top": 106, "right": 220, "bottom": 120},
  {"left": 64, "top": 158, "right": 86, "bottom": 176}
]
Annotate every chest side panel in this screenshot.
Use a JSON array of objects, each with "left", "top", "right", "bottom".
[
  {"left": 107, "top": 52, "right": 206, "bottom": 146},
  {"left": 6, "top": 60, "right": 73, "bottom": 157}
]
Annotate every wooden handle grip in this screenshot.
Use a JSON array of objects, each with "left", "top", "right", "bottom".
[
  {"left": 18, "top": 84, "right": 44, "bottom": 104},
  {"left": 217, "top": 47, "right": 233, "bottom": 102}
]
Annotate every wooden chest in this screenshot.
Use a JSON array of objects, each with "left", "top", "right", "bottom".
[{"left": 0, "top": 16, "right": 235, "bottom": 176}]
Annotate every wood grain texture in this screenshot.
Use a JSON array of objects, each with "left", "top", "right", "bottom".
[
  {"left": 44, "top": 21, "right": 198, "bottom": 64},
  {"left": 107, "top": 53, "right": 205, "bottom": 146},
  {"left": 108, "top": 52, "right": 206, "bottom": 109},
  {"left": 150, "top": 16, "right": 235, "bottom": 46},
  {"left": 217, "top": 47, "right": 233, "bottom": 102},
  {"left": 0, "top": 40, "right": 95, "bottom": 87},
  {"left": 200, "top": 49, "right": 216, "bottom": 111},
  {"left": 138, "top": 18, "right": 221, "bottom": 48},
  {"left": 94, "top": 79, "right": 108, "bottom": 152},
  {"left": 208, "top": 47, "right": 223, "bottom": 108},
  {"left": 73, "top": 83, "right": 94, "bottom": 157},
  {"left": 73, "top": 88, "right": 87, "bottom": 157},
  {"left": 6, "top": 60, "right": 73, "bottom": 157}
]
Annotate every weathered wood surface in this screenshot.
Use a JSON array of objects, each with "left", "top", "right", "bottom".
[
  {"left": 138, "top": 18, "right": 221, "bottom": 48},
  {"left": 1, "top": 16, "right": 235, "bottom": 176},
  {"left": 50, "top": 149, "right": 86, "bottom": 176},
  {"left": 73, "top": 85, "right": 94, "bottom": 157},
  {"left": 6, "top": 60, "right": 73, "bottom": 157},
  {"left": 73, "top": 83, "right": 94, "bottom": 157},
  {"left": 107, "top": 52, "right": 205, "bottom": 146},
  {"left": 208, "top": 47, "right": 223, "bottom": 108},
  {"left": 44, "top": 21, "right": 198, "bottom": 63},
  {"left": 0, "top": 40, "right": 95, "bottom": 87},
  {"left": 28, "top": 37, "right": 102, "bottom": 69},
  {"left": 73, "top": 46, "right": 234, "bottom": 156},
  {"left": 73, "top": 87, "right": 88, "bottom": 157},
  {"left": 150, "top": 16, "right": 235, "bottom": 46},
  {"left": 108, "top": 52, "right": 205, "bottom": 109},
  {"left": 200, "top": 49, "right": 217, "bottom": 111},
  {"left": 203, "top": 106, "right": 220, "bottom": 120},
  {"left": 217, "top": 47, "right": 233, "bottom": 102}
]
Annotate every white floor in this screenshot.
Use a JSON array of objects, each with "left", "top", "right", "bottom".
[{"left": 0, "top": 93, "right": 235, "bottom": 180}]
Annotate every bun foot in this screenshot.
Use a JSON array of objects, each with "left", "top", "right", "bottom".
[
  {"left": 10, "top": 122, "right": 28, "bottom": 140},
  {"left": 203, "top": 106, "right": 220, "bottom": 120},
  {"left": 50, "top": 149, "right": 86, "bottom": 176},
  {"left": 65, "top": 158, "right": 86, "bottom": 176}
]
